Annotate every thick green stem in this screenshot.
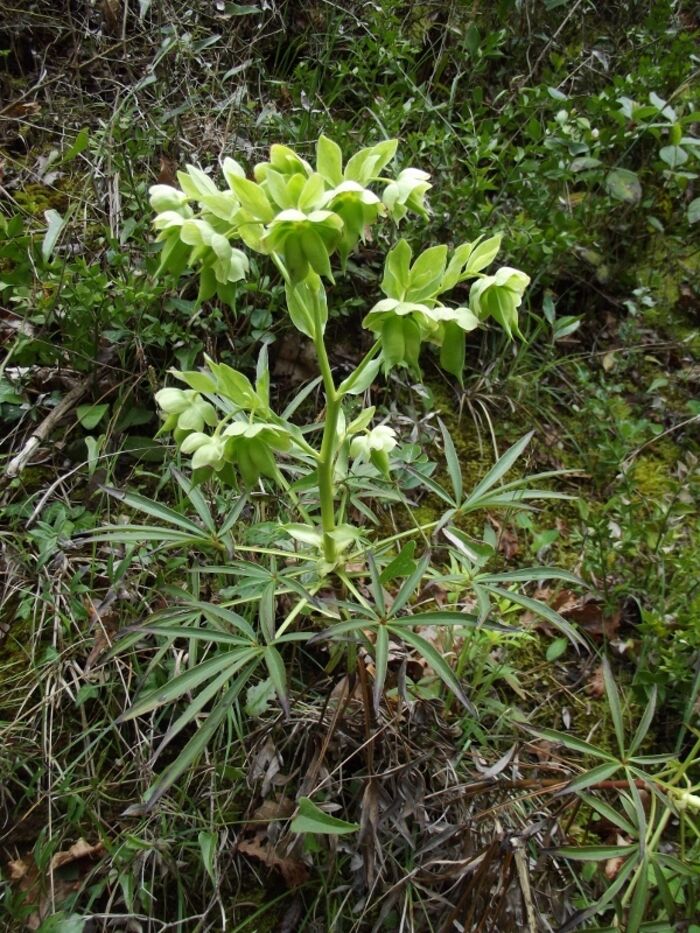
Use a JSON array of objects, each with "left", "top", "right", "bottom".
[{"left": 313, "top": 308, "right": 341, "bottom": 566}]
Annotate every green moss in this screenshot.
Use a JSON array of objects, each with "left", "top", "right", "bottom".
[{"left": 629, "top": 454, "right": 678, "bottom": 498}]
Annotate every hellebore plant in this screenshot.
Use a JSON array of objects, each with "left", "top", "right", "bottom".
[
  {"left": 150, "top": 136, "right": 530, "bottom": 571},
  {"left": 87, "top": 138, "right": 581, "bottom": 811}
]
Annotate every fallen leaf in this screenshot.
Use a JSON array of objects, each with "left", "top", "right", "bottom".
[
  {"left": 50, "top": 838, "right": 104, "bottom": 872},
  {"left": 586, "top": 664, "right": 606, "bottom": 698},
  {"left": 604, "top": 834, "right": 630, "bottom": 879},
  {"left": 237, "top": 835, "right": 309, "bottom": 887}
]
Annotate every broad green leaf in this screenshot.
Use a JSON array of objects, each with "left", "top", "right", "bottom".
[
  {"left": 264, "top": 645, "right": 289, "bottom": 715},
  {"left": 407, "top": 245, "right": 447, "bottom": 300},
  {"left": 464, "top": 233, "right": 502, "bottom": 274},
  {"left": 659, "top": 145, "right": 687, "bottom": 168},
  {"left": 177, "top": 370, "right": 218, "bottom": 393},
  {"left": 379, "top": 541, "right": 417, "bottom": 584},
  {"left": 198, "top": 831, "right": 218, "bottom": 883},
  {"left": 381, "top": 239, "right": 412, "bottom": 299},
  {"left": 688, "top": 197, "right": 700, "bottom": 225},
  {"left": 316, "top": 135, "right": 343, "bottom": 185},
  {"left": 291, "top": 797, "right": 359, "bottom": 835},
  {"left": 546, "top": 637, "right": 568, "bottom": 662},
  {"left": 259, "top": 581, "right": 276, "bottom": 642},
  {"left": 77, "top": 403, "right": 109, "bottom": 430},
  {"left": 227, "top": 175, "right": 275, "bottom": 222},
  {"left": 604, "top": 168, "right": 642, "bottom": 204}
]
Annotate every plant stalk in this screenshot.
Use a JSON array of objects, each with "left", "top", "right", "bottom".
[{"left": 313, "top": 304, "right": 341, "bottom": 566}]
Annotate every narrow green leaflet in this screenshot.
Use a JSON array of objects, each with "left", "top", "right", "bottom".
[
  {"left": 373, "top": 625, "right": 390, "bottom": 712},
  {"left": 462, "top": 433, "right": 533, "bottom": 508},
  {"left": 438, "top": 419, "right": 462, "bottom": 504},
  {"left": 393, "top": 625, "right": 474, "bottom": 712}
]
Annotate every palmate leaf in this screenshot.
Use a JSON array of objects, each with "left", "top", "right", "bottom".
[
  {"left": 461, "top": 432, "right": 533, "bottom": 507},
  {"left": 558, "top": 760, "right": 622, "bottom": 795},
  {"left": 101, "top": 486, "right": 206, "bottom": 534},
  {"left": 390, "top": 610, "right": 512, "bottom": 633},
  {"left": 389, "top": 551, "right": 431, "bottom": 616},
  {"left": 170, "top": 467, "right": 216, "bottom": 533},
  {"left": 392, "top": 624, "right": 474, "bottom": 713},
  {"left": 523, "top": 724, "right": 618, "bottom": 762},
  {"left": 130, "top": 663, "right": 258, "bottom": 814},
  {"left": 438, "top": 419, "right": 462, "bottom": 504},
  {"left": 80, "top": 525, "right": 218, "bottom": 547},
  {"left": 480, "top": 583, "right": 587, "bottom": 648},
  {"left": 119, "top": 647, "right": 261, "bottom": 722}
]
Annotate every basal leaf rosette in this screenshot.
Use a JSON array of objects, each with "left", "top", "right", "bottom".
[{"left": 469, "top": 267, "right": 531, "bottom": 339}]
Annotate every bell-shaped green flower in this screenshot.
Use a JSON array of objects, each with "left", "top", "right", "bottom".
[
  {"left": 222, "top": 422, "right": 291, "bottom": 486},
  {"left": 382, "top": 168, "right": 432, "bottom": 222},
  {"left": 155, "top": 388, "right": 218, "bottom": 434},
  {"left": 350, "top": 424, "right": 398, "bottom": 477},
  {"left": 180, "top": 432, "right": 228, "bottom": 471},
  {"left": 262, "top": 209, "right": 343, "bottom": 282},
  {"left": 149, "top": 184, "right": 189, "bottom": 212},
  {"left": 320, "top": 181, "right": 382, "bottom": 263},
  {"left": 469, "top": 266, "right": 530, "bottom": 339}
]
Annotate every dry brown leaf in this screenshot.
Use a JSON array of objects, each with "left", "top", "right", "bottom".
[
  {"left": 252, "top": 796, "right": 295, "bottom": 824},
  {"left": 237, "top": 835, "right": 309, "bottom": 888},
  {"left": 50, "top": 838, "right": 104, "bottom": 872},
  {"left": 586, "top": 664, "right": 606, "bottom": 698},
  {"left": 604, "top": 834, "right": 630, "bottom": 879}
]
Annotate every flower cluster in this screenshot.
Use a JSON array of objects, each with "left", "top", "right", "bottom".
[{"left": 149, "top": 137, "right": 432, "bottom": 303}]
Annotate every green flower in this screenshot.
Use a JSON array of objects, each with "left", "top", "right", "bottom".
[
  {"left": 149, "top": 184, "right": 189, "bottom": 212},
  {"left": 382, "top": 168, "right": 432, "bottom": 222},
  {"left": 180, "top": 432, "right": 227, "bottom": 471},
  {"left": 222, "top": 422, "right": 292, "bottom": 486},
  {"left": 350, "top": 424, "right": 398, "bottom": 477},
  {"left": 154, "top": 388, "right": 218, "bottom": 433},
  {"left": 262, "top": 209, "right": 343, "bottom": 282},
  {"left": 469, "top": 266, "right": 530, "bottom": 338}
]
